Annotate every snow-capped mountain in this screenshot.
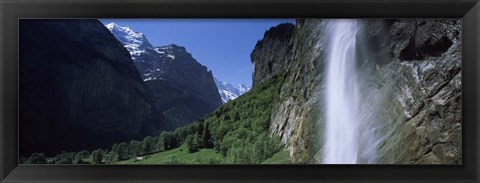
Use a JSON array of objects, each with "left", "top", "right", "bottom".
[
  {"left": 106, "top": 22, "right": 153, "bottom": 59},
  {"left": 106, "top": 22, "right": 190, "bottom": 81},
  {"left": 105, "top": 22, "right": 223, "bottom": 128},
  {"left": 134, "top": 44, "right": 191, "bottom": 82},
  {"left": 214, "top": 78, "right": 251, "bottom": 103},
  {"left": 105, "top": 22, "right": 249, "bottom": 104}
]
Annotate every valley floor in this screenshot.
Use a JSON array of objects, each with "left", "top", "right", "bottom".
[{"left": 111, "top": 144, "right": 291, "bottom": 165}]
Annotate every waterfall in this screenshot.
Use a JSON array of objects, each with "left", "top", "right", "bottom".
[{"left": 322, "top": 20, "right": 362, "bottom": 164}]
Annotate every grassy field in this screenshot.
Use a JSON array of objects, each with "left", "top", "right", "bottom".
[
  {"left": 261, "top": 150, "right": 292, "bottom": 164},
  {"left": 112, "top": 144, "right": 291, "bottom": 164},
  {"left": 113, "top": 144, "right": 225, "bottom": 164}
]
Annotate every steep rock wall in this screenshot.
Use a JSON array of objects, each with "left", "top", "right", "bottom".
[
  {"left": 358, "top": 19, "right": 462, "bottom": 164},
  {"left": 251, "top": 23, "right": 295, "bottom": 87}
]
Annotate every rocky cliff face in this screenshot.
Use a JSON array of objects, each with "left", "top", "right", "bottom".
[
  {"left": 19, "top": 19, "right": 169, "bottom": 156},
  {"left": 358, "top": 19, "right": 462, "bottom": 164},
  {"left": 263, "top": 20, "right": 327, "bottom": 162},
  {"left": 253, "top": 19, "right": 461, "bottom": 164},
  {"left": 251, "top": 23, "right": 295, "bottom": 87}
]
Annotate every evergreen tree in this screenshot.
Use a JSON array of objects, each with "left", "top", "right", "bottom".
[
  {"left": 117, "top": 142, "right": 129, "bottom": 160},
  {"left": 142, "top": 136, "right": 155, "bottom": 155},
  {"left": 185, "top": 134, "right": 198, "bottom": 153},
  {"left": 202, "top": 123, "right": 213, "bottom": 148},
  {"left": 129, "top": 140, "right": 142, "bottom": 157},
  {"left": 161, "top": 132, "right": 177, "bottom": 150},
  {"left": 106, "top": 150, "right": 118, "bottom": 163},
  {"left": 233, "top": 111, "right": 241, "bottom": 121},
  {"left": 91, "top": 149, "right": 104, "bottom": 164},
  {"left": 27, "top": 153, "right": 47, "bottom": 164},
  {"left": 197, "top": 121, "right": 204, "bottom": 137},
  {"left": 156, "top": 137, "right": 165, "bottom": 152}
]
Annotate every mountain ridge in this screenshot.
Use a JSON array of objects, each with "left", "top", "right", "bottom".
[
  {"left": 106, "top": 22, "right": 223, "bottom": 128},
  {"left": 106, "top": 22, "right": 251, "bottom": 103}
]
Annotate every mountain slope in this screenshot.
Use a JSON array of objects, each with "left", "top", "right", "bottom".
[
  {"left": 20, "top": 19, "right": 170, "bottom": 156},
  {"left": 106, "top": 23, "right": 222, "bottom": 128}
]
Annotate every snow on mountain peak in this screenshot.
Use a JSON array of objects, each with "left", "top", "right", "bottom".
[
  {"left": 214, "top": 78, "right": 251, "bottom": 103},
  {"left": 105, "top": 22, "right": 117, "bottom": 30},
  {"left": 105, "top": 22, "right": 153, "bottom": 58}
]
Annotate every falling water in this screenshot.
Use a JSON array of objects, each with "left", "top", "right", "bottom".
[{"left": 322, "top": 20, "right": 362, "bottom": 164}]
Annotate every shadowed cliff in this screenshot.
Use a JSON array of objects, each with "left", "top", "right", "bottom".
[{"left": 20, "top": 19, "right": 171, "bottom": 156}]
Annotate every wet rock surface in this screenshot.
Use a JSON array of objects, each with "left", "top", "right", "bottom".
[
  {"left": 367, "top": 19, "right": 462, "bottom": 164},
  {"left": 253, "top": 19, "right": 461, "bottom": 164}
]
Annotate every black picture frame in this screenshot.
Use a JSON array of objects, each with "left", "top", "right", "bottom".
[{"left": 1, "top": 0, "right": 479, "bottom": 182}]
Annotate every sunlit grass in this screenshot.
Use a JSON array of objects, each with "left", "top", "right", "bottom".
[{"left": 113, "top": 144, "right": 224, "bottom": 164}]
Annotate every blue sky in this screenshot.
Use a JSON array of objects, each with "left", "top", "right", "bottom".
[{"left": 99, "top": 19, "right": 295, "bottom": 86}]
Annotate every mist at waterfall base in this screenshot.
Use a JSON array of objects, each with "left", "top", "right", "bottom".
[{"left": 321, "top": 20, "right": 380, "bottom": 164}]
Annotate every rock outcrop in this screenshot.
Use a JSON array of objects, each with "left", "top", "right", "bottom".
[
  {"left": 19, "top": 19, "right": 169, "bottom": 156},
  {"left": 252, "top": 19, "right": 461, "bottom": 164}
]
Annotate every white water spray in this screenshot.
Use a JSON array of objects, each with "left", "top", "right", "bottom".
[{"left": 322, "top": 20, "right": 362, "bottom": 164}]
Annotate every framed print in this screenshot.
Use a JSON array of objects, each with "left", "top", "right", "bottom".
[{"left": 1, "top": 0, "right": 479, "bottom": 182}]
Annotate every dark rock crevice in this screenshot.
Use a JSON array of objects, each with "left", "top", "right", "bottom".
[
  {"left": 398, "top": 20, "right": 454, "bottom": 61},
  {"left": 399, "top": 35, "right": 453, "bottom": 61}
]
